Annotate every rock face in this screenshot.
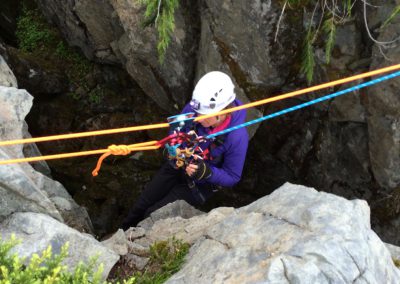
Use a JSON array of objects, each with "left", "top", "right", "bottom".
[
  {"left": 366, "top": 13, "right": 400, "bottom": 191},
  {"left": 5, "top": 0, "right": 400, "bottom": 244},
  {"left": 0, "top": 212, "right": 119, "bottom": 278},
  {"left": 34, "top": 0, "right": 120, "bottom": 63},
  {"left": 0, "top": 62, "right": 92, "bottom": 233},
  {"left": 198, "top": 0, "right": 300, "bottom": 91},
  {"left": 0, "top": 57, "right": 119, "bottom": 279},
  {"left": 0, "top": 52, "right": 17, "bottom": 87},
  {"left": 107, "top": 183, "right": 400, "bottom": 283},
  {"left": 108, "top": 0, "right": 199, "bottom": 113},
  {"left": 35, "top": 0, "right": 262, "bottom": 121}
]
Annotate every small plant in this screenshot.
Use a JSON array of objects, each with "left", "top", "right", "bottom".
[
  {"left": 15, "top": 4, "right": 58, "bottom": 52},
  {"left": 110, "top": 238, "right": 189, "bottom": 284},
  {"left": 136, "top": 238, "right": 189, "bottom": 284},
  {"left": 279, "top": 1, "right": 400, "bottom": 83},
  {"left": 88, "top": 86, "right": 105, "bottom": 104},
  {"left": 137, "top": 0, "right": 180, "bottom": 63},
  {"left": 15, "top": 2, "right": 93, "bottom": 97},
  {"left": 0, "top": 235, "right": 135, "bottom": 284}
]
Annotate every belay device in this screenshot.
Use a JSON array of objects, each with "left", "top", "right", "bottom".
[{"left": 162, "top": 112, "right": 207, "bottom": 168}]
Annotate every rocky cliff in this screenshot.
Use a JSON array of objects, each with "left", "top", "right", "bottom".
[
  {"left": 105, "top": 183, "right": 400, "bottom": 283},
  {"left": 0, "top": 0, "right": 399, "bottom": 245},
  {"left": 1, "top": 56, "right": 400, "bottom": 280}
]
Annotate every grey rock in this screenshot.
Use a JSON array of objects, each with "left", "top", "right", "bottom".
[
  {"left": 0, "top": 212, "right": 119, "bottom": 279},
  {"left": 22, "top": 121, "right": 51, "bottom": 177},
  {"left": 160, "top": 183, "right": 400, "bottom": 283},
  {"left": 199, "top": 0, "right": 297, "bottom": 89},
  {"left": 102, "top": 229, "right": 128, "bottom": 256},
  {"left": 0, "top": 55, "right": 17, "bottom": 87},
  {"left": 142, "top": 206, "right": 234, "bottom": 245},
  {"left": 127, "top": 241, "right": 149, "bottom": 257},
  {"left": 386, "top": 242, "right": 400, "bottom": 262},
  {"left": 329, "top": 82, "right": 366, "bottom": 123},
  {"left": 109, "top": 0, "right": 197, "bottom": 112},
  {"left": 36, "top": 0, "right": 121, "bottom": 63},
  {"left": 0, "top": 86, "right": 93, "bottom": 233},
  {"left": 125, "top": 254, "right": 149, "bottom": 271},
  {"left": 305, "top": 121, "right": 372, "bottom": 200},
  {"left": 366, "top": 12, "right": 400, "bottom": 190},
  {"left": 327, "top": 22, "right": 362, "bottom": 70},
  {"left": 138, "top": 200, "right": 204, "bottom": 231},
  {"left": 196, "top": 0, "right": 297, "bottom": 138},
  {"left": 125, "top": 227, "right": 146, "bottom": 241}
]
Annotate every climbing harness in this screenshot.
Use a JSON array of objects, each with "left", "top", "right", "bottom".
[
  {"left": 0, "top": 64, "right": 400, "bottom": 176},
  {"left": 163, "top": 113, "right": 207, "bottom": 169}
]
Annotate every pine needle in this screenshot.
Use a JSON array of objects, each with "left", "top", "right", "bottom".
[{"left": 382, "top": 5, "right": 400, "bottom": 28}]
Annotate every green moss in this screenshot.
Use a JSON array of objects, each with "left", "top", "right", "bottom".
[
  {"left": 15, "top": 4, "right": 58, "bottom": 53},
  {"left": 15, "top": 2, "right": 93, "bottom": 96}
]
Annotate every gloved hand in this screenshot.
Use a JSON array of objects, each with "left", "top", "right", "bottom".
[{"left": 187, "top": 159, "right": 212, "bottom": 181}]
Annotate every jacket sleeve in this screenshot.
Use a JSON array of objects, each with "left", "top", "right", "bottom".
[{"left": 206, "top": 129, "right": 249, "bottom": 187}]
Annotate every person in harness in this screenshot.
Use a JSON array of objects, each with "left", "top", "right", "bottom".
[{"left": 121, "top": 71, "right": 249, "bottom": 230}]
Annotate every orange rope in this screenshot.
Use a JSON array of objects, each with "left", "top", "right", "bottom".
[
  {"left": 91, "top": 141, "right": 160, "bottom": 176},
  {"left": 1, "top": 63, "right": 400, "bottom": 147}
]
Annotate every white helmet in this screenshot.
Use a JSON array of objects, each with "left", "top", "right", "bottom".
[{"left": 190, "top": 71, "right": 236, "bottom": 114}]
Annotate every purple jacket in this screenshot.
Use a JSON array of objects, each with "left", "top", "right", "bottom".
[{"left": 181, "top": 99, "right": 249, "bottom": 187}]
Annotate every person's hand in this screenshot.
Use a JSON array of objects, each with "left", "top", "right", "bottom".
[
  {"left": 186, "top": 158, "right": 212, "bottom": 181},
  {"left": 186, "top": 162, "right": 198, "bottom": 177}
]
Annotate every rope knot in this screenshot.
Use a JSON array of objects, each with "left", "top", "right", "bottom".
[
  {"left": 108, "top": 144, "right": 131, "bottom": 156},
  {"left": 92, "top": 141, "right": 159, "bottom": 177},
  {"left": 92, "top": 144, "right": 132, "bottom": 177}
]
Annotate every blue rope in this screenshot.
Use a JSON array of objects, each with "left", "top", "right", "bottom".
[{"left": 207, "top": 70, "right": 400, "bottom": 139}]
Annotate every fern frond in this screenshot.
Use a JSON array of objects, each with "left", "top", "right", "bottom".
[
  {"left": 323, "top": 15, "right": 336, "bottom": 64},
  {"left": 301, "top": 28, "right": 316, "bottom": 84},
  {"left": 138, "top": 0, "right": 179, "bottom": 63}
]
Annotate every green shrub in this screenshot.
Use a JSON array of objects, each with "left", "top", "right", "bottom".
[
  {"left": 1, "top": 235, "right": 189, "bottom": 284},
  {"left": 0, "top": 235, "right": 135, "bottom": 284}
]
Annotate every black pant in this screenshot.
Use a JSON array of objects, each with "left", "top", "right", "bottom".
[{"left": 121, "top": 162, "right": 214, "bottom": 230}]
